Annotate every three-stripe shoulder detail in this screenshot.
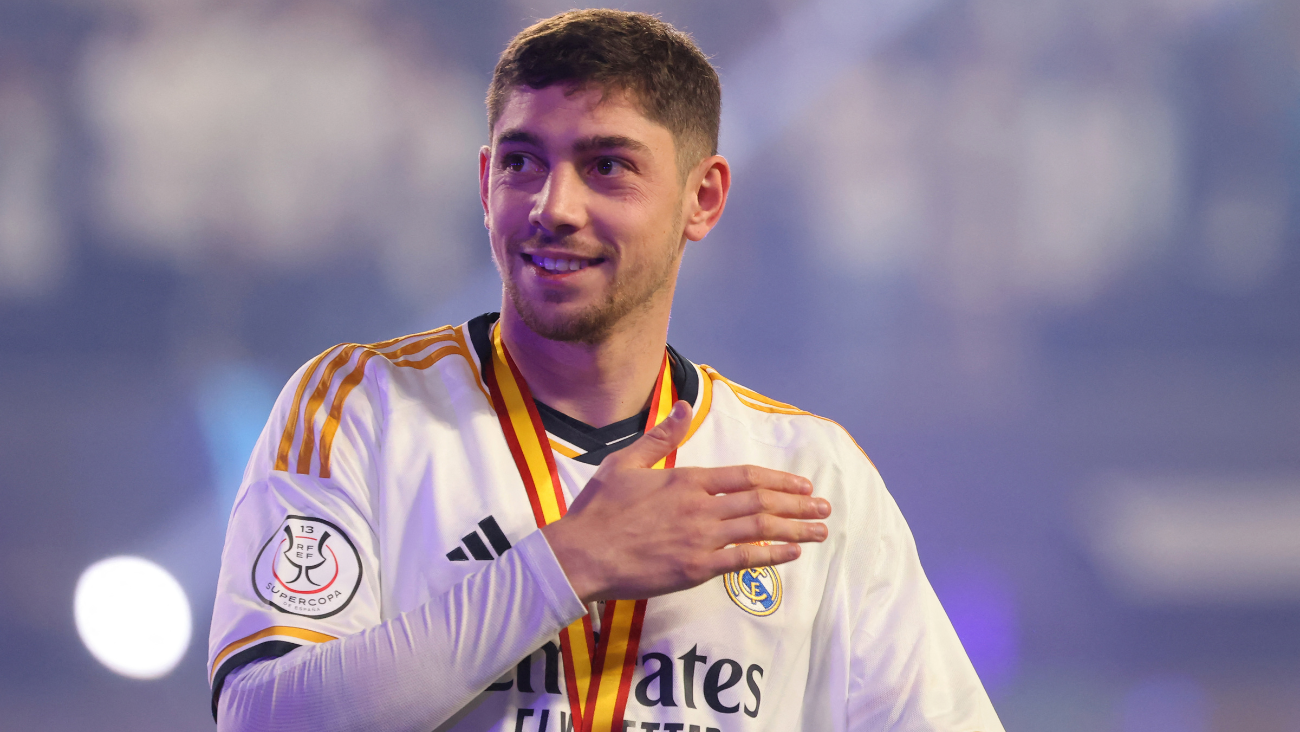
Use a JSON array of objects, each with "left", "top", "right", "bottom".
[
  {"left": 274, "top": 325, "right": 475, "bottom": 478},
  {"left": 700, "top": 365, "right": 810, "bottom": 416},
  {"left": 700, "top": 365, "right": 876, "bottom": 468}
]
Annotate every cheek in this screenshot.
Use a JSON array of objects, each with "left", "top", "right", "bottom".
[
  {"left": 487, "top": 196, "right": 536, "bottom": 240},
  {"left": 488, "top": 187, "right": 519, "bottom": 217},
  {"left": 490, "top": 177, "right": 538, "bottom": 211},
  {"left": 588, "top": 193, "right": 661, "bottom": 237}
]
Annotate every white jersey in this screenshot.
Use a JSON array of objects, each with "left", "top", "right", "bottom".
[{"left": 209, "top": 314, "right": 1003, "bottom": 731}]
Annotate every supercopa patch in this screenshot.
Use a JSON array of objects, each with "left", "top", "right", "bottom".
[
  {"left": 724, "top": 563, "right": 783, "bottom": 617},
  {"left": 252, "top": 516, "right": 362, "bottom": 618}
]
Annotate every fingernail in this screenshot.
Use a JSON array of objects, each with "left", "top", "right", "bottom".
[
  {"left": 816, "top": 498, "right": 831, "bottom": 516},
  {"left": 671, "top": 400, "right": 688, "bottom": 419},
  {"left": 815, "top": 524, "right": 828, "bottom": 539}
]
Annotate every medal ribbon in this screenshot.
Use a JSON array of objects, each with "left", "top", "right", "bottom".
[{"left": 485, "top": 323, "right": 677, "bottom": 732}]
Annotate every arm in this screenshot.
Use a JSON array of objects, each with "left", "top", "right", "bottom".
[
  {"left": 218, "top": 529, "right": 584, "bottom": 732},
  {"left": 209, "top": 351, "right": 582, "bottom": 731}
]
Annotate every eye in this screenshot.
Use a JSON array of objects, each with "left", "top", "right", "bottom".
[
  {"left": 501, "top": 153, "right": 533, "bottom": 173},
  {"left": 593, "top": 157, "right": 624, "bottom": 176}
]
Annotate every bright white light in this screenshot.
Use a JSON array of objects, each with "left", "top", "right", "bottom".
[{"left": 74, "top": 556, "right": 192, "bottom": 679}]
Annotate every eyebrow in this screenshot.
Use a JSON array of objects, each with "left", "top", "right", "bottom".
[
  {"left": 572, "top": 135, "right": 650, "bottom": 155},
  {"left": 495, "top": 129, "right": 650, "bottom": 155},
  {"left": 496, "top": 129, "right": 543, "bottom": 148}
]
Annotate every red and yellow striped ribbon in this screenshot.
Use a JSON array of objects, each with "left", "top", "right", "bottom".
[{"left": 485, "top": 323, "right": 677, "bottom": 732}]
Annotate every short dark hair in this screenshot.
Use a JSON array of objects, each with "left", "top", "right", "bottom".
[{"left": 487, "top": 9, "right": 721, "bottom": 176}]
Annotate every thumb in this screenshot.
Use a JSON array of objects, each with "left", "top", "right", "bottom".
[{"left": 616, "top": 400, "right": 693, "bottom": 469}]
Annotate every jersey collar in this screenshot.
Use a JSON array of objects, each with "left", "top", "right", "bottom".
[{"left": 466, "top": 312, "right": 698, "bottom": 465}]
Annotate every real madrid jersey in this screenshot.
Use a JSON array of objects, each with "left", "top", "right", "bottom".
[{"left": 209, "top": 313, "right": 1004, "bottom": 731}]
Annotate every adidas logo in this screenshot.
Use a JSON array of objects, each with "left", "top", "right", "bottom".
[{"left": 446, "top": 515, "right": 512, "bottom": 561}]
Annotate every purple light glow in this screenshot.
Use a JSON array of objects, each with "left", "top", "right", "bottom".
[{"left": 931, "top": 558, "right": 1020, "bottom": 693}]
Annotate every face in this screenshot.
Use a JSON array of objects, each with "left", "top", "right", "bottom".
[{"left": 480, "top": 84, "right": 692, "bottom": 344}]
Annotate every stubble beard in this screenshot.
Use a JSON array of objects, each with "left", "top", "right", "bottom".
[{"left": 503, "top": 231, "right": 682, "bottom": 346}]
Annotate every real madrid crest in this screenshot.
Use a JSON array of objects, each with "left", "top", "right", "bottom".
[
  {"left": 252, "top": 515, "right": 362, "bottom": 618},
  {"left": 724, "top": 560, "right": 782, "bottom": 617}
]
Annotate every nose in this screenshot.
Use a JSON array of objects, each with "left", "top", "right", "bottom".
[{"left": 530, "top": 164, "right": 587, "bottom": 235}]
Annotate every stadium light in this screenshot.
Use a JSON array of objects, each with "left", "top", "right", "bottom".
[{"left": 74, "top": 556, "right": 192, "bottom": 679}]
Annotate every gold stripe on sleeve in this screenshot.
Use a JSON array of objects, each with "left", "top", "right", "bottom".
[
  {"left": 275, "top": 348, "right": 334, "bottom": 472},
  {"left": 316, "top": 333, "right": 460, "bottom": 478},
  {"left": 701, "top": 366, "right": 876, "bottom": 468},
  {"left": 209, "top": 626, "right": 337, "bottom": 681},
  {"left": 297, "top": 344, "right": 361, "bottom": 473},
  {"left": 702, "top": 367, "right": 810, "bottom": 416}
]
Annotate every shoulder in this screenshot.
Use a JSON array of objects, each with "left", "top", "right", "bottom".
[
  {"left": 299, "top": 324, "right": 477, "bottom": 388},
  {"left": 271, "top": 323, "right": 483, "bottom": 479},
  {"left": 694, "top": 365, "right": 890, "bottom": 538},
  {"left": 697, "top": 364, "right": 876, "bottom": 472}
]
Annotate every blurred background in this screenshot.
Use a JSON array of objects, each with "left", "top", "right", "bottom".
[{"left": 0, "top": 0, "right": 1297, "bottom": 729}]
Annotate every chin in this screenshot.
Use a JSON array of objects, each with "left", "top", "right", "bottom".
[
  {"left": 507, "top": 286, "right": 627, "bottom": 345},
  {"left": 518, "top": 305, "right": 618, "bottom": 345}
]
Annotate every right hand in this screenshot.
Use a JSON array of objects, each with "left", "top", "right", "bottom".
[{"left": 541, "top": 400, "right": 831, "bottom": 604}]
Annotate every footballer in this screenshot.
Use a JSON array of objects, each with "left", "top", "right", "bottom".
[{"left": 208, "top": 9, "right": 1004, "bottom": 731}]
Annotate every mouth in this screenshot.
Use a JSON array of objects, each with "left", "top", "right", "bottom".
[{"left": 521, "top": 252, "right": 605, "bottom": 275}]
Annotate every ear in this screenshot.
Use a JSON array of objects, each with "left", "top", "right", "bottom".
[
  {"left": 479, "top": 145, "right": 492, "bottom": 230},
  {"left": 682, "top": 155, "right": 731, "bottom": 242}
]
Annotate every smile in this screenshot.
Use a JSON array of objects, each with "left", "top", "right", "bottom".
[{"left": 522, "top": 253, "right": 604, "bottom": 274}]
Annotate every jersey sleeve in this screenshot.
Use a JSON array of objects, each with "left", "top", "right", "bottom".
[
  {"left": 207, "top": 345, "right": 385, "bottom": 717},
  {"left": 805, "top": 429, "right": 1006, "bottom": 732}
]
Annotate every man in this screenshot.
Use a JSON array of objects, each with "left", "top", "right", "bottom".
[{"left": 209, "top": 9, "right": 1003, "bottom": 731}]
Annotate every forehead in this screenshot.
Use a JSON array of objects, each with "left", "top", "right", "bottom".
[{"left": 492, "top": 84, "right": 672, "bottom": 150}]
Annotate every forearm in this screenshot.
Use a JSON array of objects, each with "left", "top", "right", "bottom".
[{"left": 216, "top": 530, "right": 585, "bottom": 732}]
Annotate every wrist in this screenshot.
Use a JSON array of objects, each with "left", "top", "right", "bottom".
[{"left": 540, "top": 520, "right": 600, "bottom": 604}]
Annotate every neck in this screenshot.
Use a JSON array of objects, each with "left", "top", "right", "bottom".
[{"left": 499, "top": 303, "right": 671, "bottom": 429}]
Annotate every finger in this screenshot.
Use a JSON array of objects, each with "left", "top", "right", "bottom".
[
  {"left": 694, "top": 464, "right": 813, "bottom": 496},
  {"left": 709, "top": 489, "right": 831, "bottom": 522},
  {"left": 709, "top": 541, "right": 803, "bottom": 575},
  {"left": 717, "top": 514, "right": 828, "bottom": 547},
  {"left": 608, "top": 399, "right": 693, "bottom": 469}
]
